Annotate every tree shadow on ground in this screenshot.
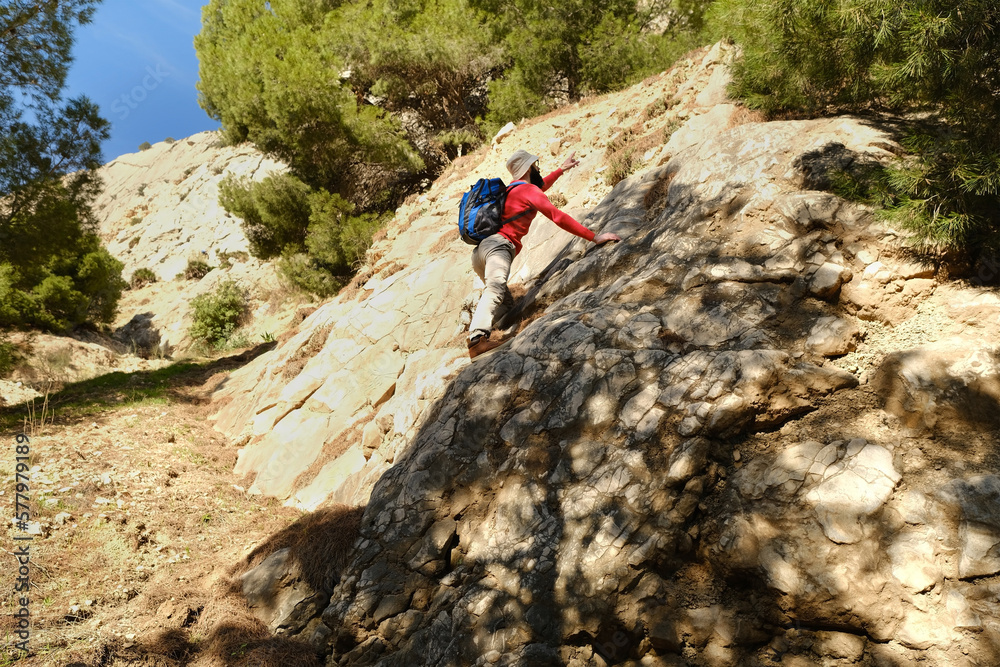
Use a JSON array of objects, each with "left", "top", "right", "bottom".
[{"left": 0, "top": 342, "right": 276, "bottom": 431}]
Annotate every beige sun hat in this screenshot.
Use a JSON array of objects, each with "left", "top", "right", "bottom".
[{"left": 506, "top": 149, "right": 540, "bottom": 181}]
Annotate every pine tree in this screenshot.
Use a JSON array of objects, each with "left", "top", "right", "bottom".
[
  {"left": 0, "top": 0, "right": 124, "bottom": 331},
  {"left": 714, "top": 0, "right": 1000, "bottom": 252}
]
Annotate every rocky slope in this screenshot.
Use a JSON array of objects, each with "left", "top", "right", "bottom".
[
  {"left": 92, "top": 131, "right": 309, "bottom": 356},
  {"left": 1, "top": 132, "right": 306, "bottom": 405},
  {"left": 206, "top": 44, "right": 1000, "bottom": 666}
]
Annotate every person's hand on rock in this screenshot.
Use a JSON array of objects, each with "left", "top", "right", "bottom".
[{"left": 594, "top": 232, "right": 621, "bottom": 245}]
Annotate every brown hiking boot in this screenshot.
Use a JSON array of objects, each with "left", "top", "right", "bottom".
[{"left": 468, "top": 334, "right": 504, "bottom": 359}]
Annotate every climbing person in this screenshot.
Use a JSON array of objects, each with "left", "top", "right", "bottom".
[{"left": 468, "top": 148, "right": 621, "bottom": 358}]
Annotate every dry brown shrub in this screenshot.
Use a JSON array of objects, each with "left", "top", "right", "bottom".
[
  {"left": 287, "top": 418, "right": 370, "bottom": 494},
  {"left": 727, "top": 105, "right": 768, "bottom": 129},
  {"left": 643, "top": 170, "right": 677, "bottom": 222},
  {"left": 281, "top": 325, "right": 332, "bottom": 380},
  {"left": 232, "top": 504, "right": 365, "bottom": 594},
  {"left": 241, "top": 640, "right": 322, "bottom": 667},
  {"left": 142, "top": 628, "right": 196, "bottom": 663},
  {"left": 429, "top": 230, "right": 457, "bottom": 255},
  {"left": 603, "top": 125, "right": 662, "bottom": 187},
  {"left": 374, "top": 261, "right": 405, "bottom": 280},
  {"left": 192, "top": 595, "right": 270, "bottom": 660}
]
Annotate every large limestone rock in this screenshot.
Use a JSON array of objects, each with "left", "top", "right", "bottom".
[{"left": 207, "top": 44, "right": 1000, "bottom": 666}]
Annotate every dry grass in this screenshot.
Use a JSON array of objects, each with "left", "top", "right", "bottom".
[
  {"left": 603, "top": 122, "right": 663, "bottom": 187},
  {"left": 281, "top": 325, "right": 332, "bottom": 380},
  {"left": 643, "top": 170, "right": 677, "bottom": 222},
  {"left": 231, "top": 504, "right": 365, "bottom": 593},
  {"left": 727, "top": 105, "right": 768, "bottom": 129},
  {"left": 0, "top": 359, "right": 329, "bottom": 667}
]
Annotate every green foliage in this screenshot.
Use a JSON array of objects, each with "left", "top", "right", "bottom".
[
  {"left": 307, "top": 191, "right": 387, "bottom": 273},
  {"left": 196, "top": 0, "right": 424, "bottom": 198},
  {"left": 184, "top": 257, "right": 213, "bottom": 281},
  {"left": 436, "top": 129, "right": 482, "bottom": 159},
  {"left": 189, "top": 280, "right": 248, "bottom": 347},
  {"left": 472, "top": 0, "right": 706, "bottom": 126},
  {"left": 219, "top": 173, "right": 311, "bottom": 259},
  {"left": 0, "top": 1, "right": 123, "bottom": 332},
  {"left": 0, "top": 243, "right": 125, "bottom": 332},
  {"left": 138, "top": 141, "right": 152, "bottom": 151},
  {"left": 165, "top": 137, "right": 176, "bottom": 143},
  {"left": 714, "top": 0, "right": 1000, "bottom": 251},
  {"left": 130, "top": 268, "right": 157, "bottom": 290},
  {"left": 331, "top": 0, "right": 501, "bottom": 132},
  {"left": 219, "top": 173, "right": 388, "bottom": 296}
]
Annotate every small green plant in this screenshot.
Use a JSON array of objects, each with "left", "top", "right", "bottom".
[
  {"left": 138, "top": 141, "right": 152, "bottom": 151},
  {"left": 130, "top": 268, "right": 157, "bottom": 290},
  {"left": 129, "top": 236, "right": 141, "bottom": 249},
  {"left": 189, "top": 279, "right": 248, "bottom": 347},
  {"left": 261, "top": 331, "right": 275, "bottom": 343},
  {"left": 137, "top": 184, "right": 146, "bottom": 196},
  {"left": 129, "top": 216, "right": 143, "bottom": 226},
  {"left": 183, "top": 166, "right": 195, "bottom": 179},
  {"left": 643, "top": 97, "right": 667, "bottom": 120},
  {"left": 184, "top": 257, "right": 213, "bottom": 280},
  {"left": 165, "top": 137, "right": 176, "bottom": 144},
  {"left": 217, "top": 250, "right": 250, "bottom": 269}
]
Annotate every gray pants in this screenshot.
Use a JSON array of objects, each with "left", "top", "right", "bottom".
[{"left": 469, "top": 234, "right": 516, "bottom": 339}]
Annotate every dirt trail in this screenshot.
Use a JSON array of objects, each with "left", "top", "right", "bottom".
[{"left": 1, "top": 352, "right": 312, "bottom": 666}]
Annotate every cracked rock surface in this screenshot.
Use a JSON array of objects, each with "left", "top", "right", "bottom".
[{"left": 210, "top": 45, "right": 1000, "bottom": 666}]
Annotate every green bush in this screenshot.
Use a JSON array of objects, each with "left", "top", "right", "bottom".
[
  {"left": 0, "top": 246, "right": 125, "bottom": 332},
  {"left": 219, "top": 174, "right": 311, "bottom": 259},
  {"left": 130, "top": 268, "right": 157, "bottom": 290},
  {"left": 437, "top": 128, "right": 482, "bottom": 159},
  {"left": 184, "top": 257, "right": 213, "bottom": 281},
  {"left": 713, "top": 0, "right": 1000, "bottom": 252},
  {"left": 138, "top": 141, "right": 152, "bottom": 151},
  {"left": 219, "top": 173, "right": 388, "bottom": 297},
  {"left": 189, "top": 280, "right": 248, "bottom": 347}
]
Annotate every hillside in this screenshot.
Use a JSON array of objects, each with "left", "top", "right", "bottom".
[
  {"left": 0, "top": 132, "right": 309, "bottom": 407},
  {"left": 4, "top": 42, "right": 1000, "bottom": 667}
]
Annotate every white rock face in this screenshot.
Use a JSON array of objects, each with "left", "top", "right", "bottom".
[
  {"left": 94, "top": 132, "right": 286, "bottom": 283},
  {"left": 216, "top": 44, "right": 1000, "bottom": 667}
]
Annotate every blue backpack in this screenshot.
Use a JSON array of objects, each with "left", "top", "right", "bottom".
[{"left": 457, "top": 178, "right": 528, "bottom": 245}]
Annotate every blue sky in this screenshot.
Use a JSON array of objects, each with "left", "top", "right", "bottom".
[{"left": 64, "top": 0, "right": 220, "bottom": 162}]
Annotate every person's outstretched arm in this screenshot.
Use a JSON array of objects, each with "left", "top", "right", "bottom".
[{"left": 538, "top": 151, "right": 621, "bottom": 245}]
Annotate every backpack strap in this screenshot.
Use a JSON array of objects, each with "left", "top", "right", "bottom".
[{"left": 499, "top": 182, "right": 531, "bottom": 226}]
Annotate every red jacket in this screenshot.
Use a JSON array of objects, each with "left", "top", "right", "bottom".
[{"left": 498, "top": 168, "right": 595, "bottom": 255}]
